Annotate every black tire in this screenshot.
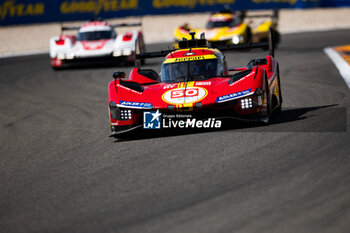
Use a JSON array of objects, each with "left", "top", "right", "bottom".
[
  {"left": 264, "top": 74, "right": 271, "bottom": 117},
  {"left": 51, "top": 66, "right": 62, "bottom": 71},
  {"left": 274, "top": 66, "right": 282, "bottom": 114},
  {"left": 140, "top": 40, "right": 146, "bottom": 65},
  {"left": 246, "top": 26, "right": 252, "bottom": 43},
  {"left": 274, "top": 30, "right": 281, "bottom": 47}
]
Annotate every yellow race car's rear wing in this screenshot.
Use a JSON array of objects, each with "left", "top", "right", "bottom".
[
  {"left": 135, "top": 28, "right": 277, "bottom": 68},
  {"left": 213, "top": 28, "right": 277, "bottom": 57}
]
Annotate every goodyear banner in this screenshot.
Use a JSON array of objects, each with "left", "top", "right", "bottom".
[{"left": 1, "top": 0, "right": 350, "bottom": 26}]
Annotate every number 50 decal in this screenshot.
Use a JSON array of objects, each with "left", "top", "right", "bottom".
[
  {"left": 162, "top": 87, "right": 208, "bottom": 104},
  {"left": 171, "top": 88, "right": 199, "bottom": 98}
]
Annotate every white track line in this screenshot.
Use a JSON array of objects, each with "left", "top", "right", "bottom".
[{"left": 324, "top": 47, "right": 350, "bottom": 89}]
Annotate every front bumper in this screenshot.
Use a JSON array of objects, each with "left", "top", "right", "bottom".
[{"left": 109, "top": 95, "right": 268, "bottom": 135}]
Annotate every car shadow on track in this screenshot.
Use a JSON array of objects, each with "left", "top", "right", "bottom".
[
  {"left": 51, "top": 60, "right": 162, "bottom": 71},
  {"left": 113, "top": 104, "right": 344, "bottom": 142},
  {"left": 52, "top": 62, "right": 134, "bottom": 70}
]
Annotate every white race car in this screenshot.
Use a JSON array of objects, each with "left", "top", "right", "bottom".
[{"left": 49, "top": 19, "right": 144, "bottom": 69}]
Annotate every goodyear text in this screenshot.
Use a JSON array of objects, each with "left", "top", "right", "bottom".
[
  {"left": 0, "top": 0, "right": 44, "bottom": 20},
  {"left": 153, "top": 0, "right": 235, "bottom": 9},
  {"left": 60, "top": 0, "right": 138, "bottom": 15}
]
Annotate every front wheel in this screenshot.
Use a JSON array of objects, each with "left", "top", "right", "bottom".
[
  {"left": 261, "top": 75, "right": 271, "bottom": 124},
  {"left": 245, "top": 26, "right": 252, "bottom": 43}
]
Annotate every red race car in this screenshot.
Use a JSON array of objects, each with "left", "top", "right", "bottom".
[{"left": 108, "top": 29, "right": 282, "bottom": 136}]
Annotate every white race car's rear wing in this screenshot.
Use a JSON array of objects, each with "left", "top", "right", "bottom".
[
  {"left": 61, "top": 26, "right": 80, "bottom": 31},
  {"left": 110, "top": 22, "right": 142, "bottom": 28},
  {"left": 61, "top": 22, "right": 141, "bottom": 32}
]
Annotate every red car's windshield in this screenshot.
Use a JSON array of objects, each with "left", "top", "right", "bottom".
[{"left": 161, "top": 59, "right": 218, "bottom": 83}]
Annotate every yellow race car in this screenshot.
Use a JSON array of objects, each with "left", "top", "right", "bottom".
[{"left": 174, "top": 9, "right": 280, "bottom": 47}]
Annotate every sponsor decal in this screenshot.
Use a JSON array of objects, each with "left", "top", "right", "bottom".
[
  {"left": 60, "top": 0, "right": 138, "bottom": 15},
  {"left": 163, "top": 83, "right": 178, "bottom": 89},
  {"left": 152, "top": 0, "right": 235, "bottom": 9},
  {"left": 2, "top": 0, "right": 343, "bottom": 26},
  {"left": 216, "top": 89, "right": 252, "bottom": 103},
  {"left": 143, "top": 110, "right": 222, "bottom": 129},
  {"left": 81, "top": 40, "right": 109, "bottom": 50},
  {"left": 0, "top": 1, "right": 44, "bottom": 20},
  {"left": 119, "top": 100, "right": 152, "bottom": 108},
  {"left": 143, "top": 110, "right": 162, "bottom": 129},
  {"left": 251, "top": 0, "right": 299, "bottom": 5},
  {"left": 162, "top": 87, "right": 207, "bottom": 104},
  {"left": 195, "top": 81, "right": 211, "bottom": 86},
  {"left": 117, "top": 84, "right": 143, "bottom": 94},
  {"left": 164, "top": 54, "right": 216, "bottom": 64}
]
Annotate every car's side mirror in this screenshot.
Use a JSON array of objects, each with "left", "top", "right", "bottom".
[
  {"left": 113, "top": 71, "right": 126, "bottom": 79},
  {"left": 247, "top": 58, "right": 268, "bottom": 68}
]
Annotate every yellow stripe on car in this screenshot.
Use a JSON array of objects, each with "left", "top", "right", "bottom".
[
  {"left": 255, "top": 20, "right": 273, "bottom": 33},
  {"left": 177, "top": 81, "right": 195, "bottom": 88},
  {"left": 164, "top": 54, "right": 217, "bottom": 64}
]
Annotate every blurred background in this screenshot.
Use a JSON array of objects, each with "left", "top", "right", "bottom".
[
  {"left": 0, "top": 0, "right": 350, "bottom": 56},
  {"left": 1, "top": 2, "right": 350, "bottom": 233}
]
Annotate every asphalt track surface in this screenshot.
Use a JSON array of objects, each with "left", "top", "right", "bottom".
[{"left": 1, "top": 30, "right": 350, "bottom": 233}]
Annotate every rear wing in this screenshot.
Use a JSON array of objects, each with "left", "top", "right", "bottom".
[
  {"left": 214, "top": 28, "right": 277, "bottom": 57},
  {"left": 134, "top": 42, "right": 175, "bottom": 68},
  {"left": 61, "top": 25, "right": 80, "bottom": 31},
  {"left": 61, "top": 22, "right": 141, "bottom": 32},
  {"left": 110, "top": 22, "right": 142, "bottom": 28},
  {"left": 134, "top": 28, "right": 277, "bottom": 68}
]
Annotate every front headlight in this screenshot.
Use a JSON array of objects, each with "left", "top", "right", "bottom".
[
  {"left": 120, "top": 109, "right": 132, "bottom": 120},
  {"left": 57, "top": 53, "right": 65, "bottom": 60},
  {"left": 240, "top": 88, "right": 264, "bottom": 110},
  {"left": 122, "top": 49, "right": 132, "bottom": 56},
  {"left": 109, "top": 102, "right": 133, "bottom": 121},
  {"left": 241, "top": 98, "right": 253, "bottom": 109},
  {"left": 66, "top": 52, "right": 75, "bottom": 59},
  {"left": 113, "top": 50, "right": 122, "bottom": 57},
  {"left": 232, "top": 35, "right": 244, "bottom": 45}
]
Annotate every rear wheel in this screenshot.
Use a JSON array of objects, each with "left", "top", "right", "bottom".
[
  {"left": 262, "top": 74, "right": 271, "bottom": 124},
  {"left": 266, "top": 76, "right": 271, "bottom": 115},
  {"left": 274, "top": 30, "right": 281, "bottom": 47},
  {"left": 140, "top": 38, "right": 146, "bottom": 65}
]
